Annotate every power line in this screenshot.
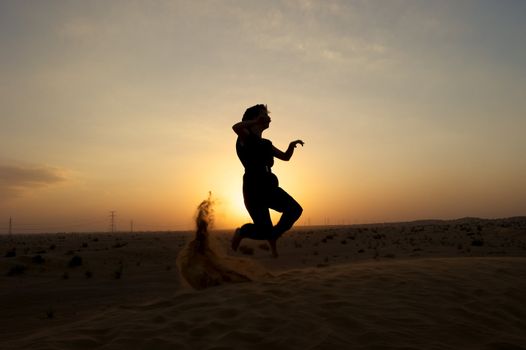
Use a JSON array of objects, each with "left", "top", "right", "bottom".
[
  {"left": 109, "top": 211, "right": 116, "bottom": 233},
  {"left": 2, "top": 215, "right": 190, "bottom": 233},
  {"left": 12, "top": 220, "right": 106, "bottom": 229}
]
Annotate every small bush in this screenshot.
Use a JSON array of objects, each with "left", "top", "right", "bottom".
[
  {"left": 7, "top": 264, "right": 26, "bottom": 276},
  {"left": 471, "top": 239, "right": 484, "bottom": 247},
  {"left": 5, "top": 248, "right": 16, "bottom": 258},
  {"left": 258, "top": 243, "right": 270, "bottom": 251},
  {"left": 68, "top": 255, "right": 82, "bottom": 267},
  {"left": 32, "top": 255, "right": 45, "bottom": 264},
  {"left": 114, "top": 264, "right": 123, "bottom": 279},
  {"left": 239, "top": 245, "right": 254, "bottom": 255}
]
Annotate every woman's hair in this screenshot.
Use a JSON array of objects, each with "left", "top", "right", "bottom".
[{"left": 242, "top": 104, "right": 267, "bottom": 121}]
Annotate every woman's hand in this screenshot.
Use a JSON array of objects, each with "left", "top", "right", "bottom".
[
  {"left": 274, "top": 139, "right": 304, "bottom": 161},
  {"left": 289, "top": 140, "right": 304, "bottom": 149}
]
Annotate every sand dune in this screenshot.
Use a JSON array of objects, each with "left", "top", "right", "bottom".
[{"left": 1, "top": 218, "right": 526, "bottom": 349}]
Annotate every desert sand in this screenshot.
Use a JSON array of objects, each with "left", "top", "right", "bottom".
[{"left": 1, "top": 217, "right": 526, "bottom": 349}]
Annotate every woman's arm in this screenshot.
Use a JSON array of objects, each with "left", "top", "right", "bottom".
[
  {"left": 232, "top": 119, "right": 257, "bottom": 137},
  {"left": 232, "top": 114, "right": 270, "bottom": 137},
  {"left": 273, "top": 140, "right": 304, "bottom": 161}
]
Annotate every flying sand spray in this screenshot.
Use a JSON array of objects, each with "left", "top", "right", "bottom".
[{"left": 176, "top": 192, "right": 270, "bottom": 289}]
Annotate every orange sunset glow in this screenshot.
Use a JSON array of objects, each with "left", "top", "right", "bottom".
[{"left": 1, "top": 1, "right": 525, "bottom": 233}]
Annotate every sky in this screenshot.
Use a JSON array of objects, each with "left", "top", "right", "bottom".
[{"left": 1, "top": 0, "right": 526, "bottom": 233}]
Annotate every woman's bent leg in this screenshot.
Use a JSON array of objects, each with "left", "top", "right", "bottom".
[{"left": 269, "top": 187, "right": 303, "bottom": 239}]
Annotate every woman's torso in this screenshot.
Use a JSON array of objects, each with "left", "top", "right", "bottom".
[{"left": 236, "top": 134, "right": 278, "bottom": 190}]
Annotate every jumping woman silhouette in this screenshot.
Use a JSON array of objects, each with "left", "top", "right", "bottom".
[{"left": 231, "top": 104, "right": 303, "bottom": 257}]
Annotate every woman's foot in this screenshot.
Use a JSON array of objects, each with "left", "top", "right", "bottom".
[
  {"left": 268, "top": 239, "right": 279, "bottom": 258},
  {"left": 231, "top": 228, "right": 242, "bottom": 251}
]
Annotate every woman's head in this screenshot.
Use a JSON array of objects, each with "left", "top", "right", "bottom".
[
  {"left": 242, "top": 104, "right": 268, "bottom": 121},
  {"left": 243, "top": 104, "right": 271, "bottom": 132}
]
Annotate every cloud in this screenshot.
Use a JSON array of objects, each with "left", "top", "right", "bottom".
[
  {"left": 223, "top": 1, "right": 394, "bottom": 72},
  {"left": 0, "top": 164, "right": 67, "bottom": 202}
]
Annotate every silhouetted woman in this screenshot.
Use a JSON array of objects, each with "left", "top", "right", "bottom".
[{"left": 231, "top": 104, "right": 303, "bottom": 257}]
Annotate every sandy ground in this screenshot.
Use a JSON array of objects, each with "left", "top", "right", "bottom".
[{"left": 1, "top": 217, "right": 526, "bottom": 349}]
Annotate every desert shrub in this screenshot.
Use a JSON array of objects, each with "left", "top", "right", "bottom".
[
  {"left": 114, "top": 263, "right": 124, "bottom": 279},
  {"left": 68, "top": 255, "right": 82, "bottom": 267},
  {"left": 239, "top": 245, "right": 254, "bottom": 255},
  {"left": 5, "top": 248, "right": 16, "bottom": 258},
  {"left": 258, "top": 243, "right": 270, "bottom": 251},
  {"left": 32, "top": 255, "right": 45, "bottom": 264},
  {"left": 7, "top": 264, "right": 26, "bottom": 276},
  {"left": 471, "top": 239, "right": 484, "bottom": 247},
  {"left": 46, "top": 307, "right": 54, "bottom": 319},
  {"left": 114, "top": 269, "right": 122, "bottom": 279}
]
